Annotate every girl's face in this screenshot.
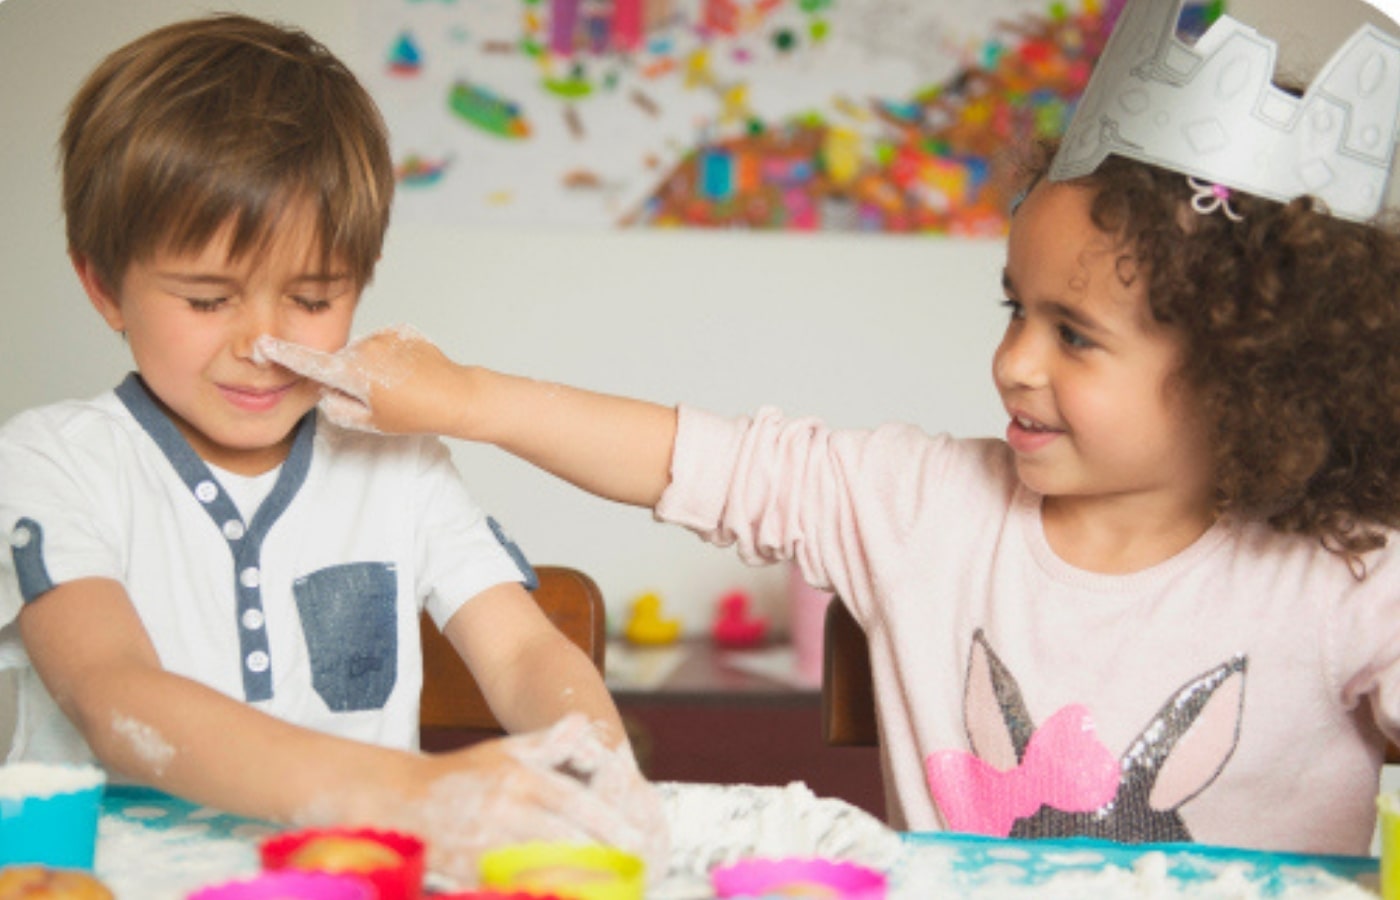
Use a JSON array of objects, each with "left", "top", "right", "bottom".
[
  {"left": 77, "top": 202, "right": 359, "bottom": 475},
  {"left": 993, "top": 181, "right": 1214, "bottom": 524}
]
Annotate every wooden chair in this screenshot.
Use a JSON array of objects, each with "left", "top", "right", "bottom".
[
  {"left": 821, "top": 599, "right": 879, "bottom": 747},
  {"left": 419, "top": 565, "right": 607, "bottom": 750},
  {"left": 820, "top": 599, "right": 1400, "bottom": 764}
]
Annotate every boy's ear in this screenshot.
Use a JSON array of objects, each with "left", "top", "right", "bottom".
[{"left": 71, "top": 252, "right": 125, "bottom": 333}]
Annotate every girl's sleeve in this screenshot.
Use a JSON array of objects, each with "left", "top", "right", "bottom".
[
  {"left": 654, "top": 404, "right": 958, "bottom": 625},
  {"left": 1331, "top": 545, "right": 1400, "bottom": 746}
]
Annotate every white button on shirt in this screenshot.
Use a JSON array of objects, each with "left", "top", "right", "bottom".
[
  {"left": 246, "top": 651, "right": 270, "bottom": 673},
  {"left": 195, "top": 481, "right": 219, "bottom": 503},
  {"left": 241, "top": 609, "right": 265, "bottom": 630},
  {"left": 239, "top": 567, "right": 260, "bottom": 589},
  {"left": 222, "top": 520, "right": 246, "bottom": 541},
  {"left": 9, "top": 525, "right": 29, "bottom": 549}
]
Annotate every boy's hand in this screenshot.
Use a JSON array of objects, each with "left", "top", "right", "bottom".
[
  {"left": 433, "top": 715, "right": 668, "bottom": 885},
  {"left": 255, "top": 326, "right": 466, "bottom": 435},
  {"left": 324, "top": 715, "right": 669, "bottom": 887}
]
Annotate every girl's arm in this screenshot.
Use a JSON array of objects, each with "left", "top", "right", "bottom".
[{"left": 258, "top": 330, "right": 677, "bottom": 508}]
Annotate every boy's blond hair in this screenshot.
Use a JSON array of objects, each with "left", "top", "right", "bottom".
[{"left": 61, "top": 14, "right": 393, "bottom": 291}]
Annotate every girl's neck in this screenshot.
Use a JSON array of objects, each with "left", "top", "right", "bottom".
[{"left": 1040, "top": 492, "right": 1218, "bottom": 575}]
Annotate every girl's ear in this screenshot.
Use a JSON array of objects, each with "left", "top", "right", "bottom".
[{"left": 71, "top": 252, "right": 125, "bottom": 333}]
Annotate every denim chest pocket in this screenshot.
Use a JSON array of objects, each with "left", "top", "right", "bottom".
[{"left": 293, "top": 562, "right": 399, "bottom": 712}]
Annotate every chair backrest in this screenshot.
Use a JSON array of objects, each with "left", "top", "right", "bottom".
[
  {"left": 821, "top": 599, "right": 879, "bottom": 747},
  {"left": 419, "top": 565, "right": 607, "bottom": 742},
  {"left": 819, "top": 598, "right": 1400, "bottom": 764}
]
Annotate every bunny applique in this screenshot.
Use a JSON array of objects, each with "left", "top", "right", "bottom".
[{"left": 926, "top": 629, "right": 1246, "bottom": 843}]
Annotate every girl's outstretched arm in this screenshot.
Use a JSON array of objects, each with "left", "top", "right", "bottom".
[{"left": 258, "top": 329, "right": 677, "bottom": 508}]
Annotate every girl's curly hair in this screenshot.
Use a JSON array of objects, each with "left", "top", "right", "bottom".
[{"left": 1022, "top": 143, "right": 1400, "bottom": 564}]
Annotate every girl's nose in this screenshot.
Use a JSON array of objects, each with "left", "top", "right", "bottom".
[{"left": 993, "top": 327, "right": 1047, "bottom": 390}]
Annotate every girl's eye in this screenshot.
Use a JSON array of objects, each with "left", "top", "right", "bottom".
[
  {"left": 186, "top": 297, "right": 227, "bottom": 312},
  {"left": 1057, "top": 323, "right": 1093, "bottom": 349},
  {"left": 999, "top": 298, "right": 1024, "bottom": 320}
]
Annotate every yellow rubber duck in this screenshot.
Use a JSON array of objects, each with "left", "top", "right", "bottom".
[{"left": 624, "top": 592, "right": 682, "bottom": 646}]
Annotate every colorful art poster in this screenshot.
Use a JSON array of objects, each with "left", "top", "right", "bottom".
[{"left": 355, "top": 0, "right": 1223, "bottom": 234}]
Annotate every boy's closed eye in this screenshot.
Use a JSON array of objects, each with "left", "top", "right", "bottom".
[
  {"left": 290, "top": 295, "right": 334, "bottom": 313},
  {"left": 184, "top": 296, "right": 228, "bottom": 312}
]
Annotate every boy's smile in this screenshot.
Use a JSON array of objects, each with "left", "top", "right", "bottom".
[
  {"left": 74, "top": 203, "right": 359, "bottom": 475},
  {"left": 994, "top": 182, "right": 1215, "bottom": 563}
]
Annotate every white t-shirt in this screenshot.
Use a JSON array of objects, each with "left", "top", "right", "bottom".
[{"left": 0, "top": 374, "right": 533, "bottom": 765}]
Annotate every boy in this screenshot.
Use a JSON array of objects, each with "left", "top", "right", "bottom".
[{"left": 0, "top": 13, "right": 661, "bottom": 876}]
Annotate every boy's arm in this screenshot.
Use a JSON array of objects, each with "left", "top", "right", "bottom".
[
  {"left": 258, "top": 330, "right": 677, "bottom": 508},
  {"left": 20, "top": 577, "right": 427, "bottom": 822},
  {"left": 441, "top": 581, "right": 626, "bottom": 747},
  {"left": 18, "top": 577, "right": 664, "bottom": 871}
]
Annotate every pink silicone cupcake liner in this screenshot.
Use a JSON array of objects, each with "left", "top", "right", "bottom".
[
  {"left": 186, "top": 870, "right": 373, "bottom": 900},
  {"left": 712, "top": 857, "right": 887, "bottom": 899}
]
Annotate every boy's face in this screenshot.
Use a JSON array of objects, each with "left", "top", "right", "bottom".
[
  {"left": 77, "top": 204, "right": 360, "bottom": 475},
  {"left": 992, "top": 182, "right": 1214, "bottom": 523}
]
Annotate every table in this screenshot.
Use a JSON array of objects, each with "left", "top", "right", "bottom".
[
  {"left": 91, "top": 783, "right": 1380, "bottom": 899},
  {"left": 608, "top": 639, "right": 886, "bottom": 819}
]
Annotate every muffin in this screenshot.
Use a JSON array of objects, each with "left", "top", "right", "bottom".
[{"left": 0, "top": 866, "right": 114, "bottom": 900}]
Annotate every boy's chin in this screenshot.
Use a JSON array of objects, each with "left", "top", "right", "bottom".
[{"left": 184, "top": 417, "right": 310, "bottom": 474}]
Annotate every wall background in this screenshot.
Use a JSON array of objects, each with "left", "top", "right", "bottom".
[{"left": 1, "top": 0, "right": 1396, "bottom": 750}]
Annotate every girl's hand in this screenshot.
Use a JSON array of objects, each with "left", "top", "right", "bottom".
[
  {"left": 323, "top": 715, "right": 670, "bottom": 887},
  {"left": 255, "top": 326, "right": 468, "bottom": 435}
]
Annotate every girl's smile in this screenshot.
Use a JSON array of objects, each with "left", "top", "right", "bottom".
[{"left": 1005, "top": 409, "right": 1064, "bottom": 455}]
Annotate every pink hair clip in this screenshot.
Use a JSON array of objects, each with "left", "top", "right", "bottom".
[{"left": 1187, "top": 177, "right": 1244, "bottom": 222}]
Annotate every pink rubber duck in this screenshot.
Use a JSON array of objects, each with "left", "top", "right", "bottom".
[{"left": 711, "top": 590, "right": 769, "bottom": 648}]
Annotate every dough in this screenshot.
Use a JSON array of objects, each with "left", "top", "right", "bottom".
[{"left": 285, "top": 835, "right": 402, "bottom": 874}]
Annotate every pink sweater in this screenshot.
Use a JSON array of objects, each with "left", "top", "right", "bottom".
[{"left": 654, "top": 406, "right": 1400, "bottom": 854}]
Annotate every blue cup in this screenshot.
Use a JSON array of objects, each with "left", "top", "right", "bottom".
[{"left": 0, "top": 763, "right": 106, "bottom": 870}]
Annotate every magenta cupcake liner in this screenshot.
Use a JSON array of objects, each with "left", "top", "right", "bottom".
[
  {"left": 186, "top": 870, "right": 374, "bottom": 900},
  {"left": 712, "top": 857, "right": 887, "bottom": 899}
]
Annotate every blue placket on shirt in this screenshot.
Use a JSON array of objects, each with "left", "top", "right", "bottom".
[{"left": 116, "top": 374, "right": 316, "bottom": 703}]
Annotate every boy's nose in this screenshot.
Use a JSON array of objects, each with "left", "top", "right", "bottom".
[{"left": 231, "top": 303, "right": 280, "bottom": 365}]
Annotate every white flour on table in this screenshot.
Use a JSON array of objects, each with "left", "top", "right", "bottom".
[{"left": 89, "top": 782, "right": 1380, "bottom": 899}]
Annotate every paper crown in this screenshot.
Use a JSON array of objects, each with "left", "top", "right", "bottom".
[{"left": 1050, "top": 0, "right": 1400, "bottom": 221}]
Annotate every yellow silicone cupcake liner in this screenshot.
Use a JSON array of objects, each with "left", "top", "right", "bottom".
[{"left": 478, "top": 843, "right": 644, "bottom": 900}]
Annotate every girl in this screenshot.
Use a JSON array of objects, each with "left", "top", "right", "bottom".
[{"left": 262, "top": 144, "right": 1400, "bottom": 854}]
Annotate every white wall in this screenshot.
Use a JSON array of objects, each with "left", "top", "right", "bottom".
[
  {"left": 0, "top": 0, "right": 1016, "bottom": 635},
  {"left": 1, "top": 0, "right": 1396, "bottom": 749}
]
